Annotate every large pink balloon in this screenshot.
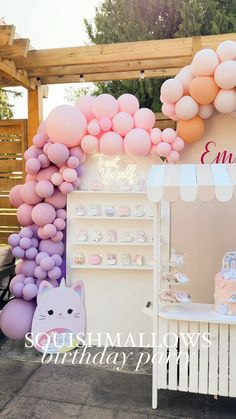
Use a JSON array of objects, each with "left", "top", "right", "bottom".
[
  {"left": 31, "top": 202, "right": 56, "bottom": 227},
  {"left": 45, "top": 189, "right": 67, "bottom": 209},
  {"left": 81, "top": 135, "right": 99, "bottom": 154},
  {"left": 175, "top": 96, "right": 199, "bottom": 120},
  {"left": 47, "top": 143, "right": 69, "bottom": 165},
  {"left": 134, "top": 108, "right": 155, "bottom": 131},
  {"left": 217, "top": 40, "right": 236, "bottom": 61},
  {"left": 100, "top": 132, "right": 124, "bottom": 156},
  {"left": 117, "top": 94, "right": 139, "bottom": 115},
  {"left": 17, "top": 203, "right": 33, "bottom": 226},
  {"left": 9, "top": 184, "right": 24, "bottom": 208},
  {"left": 0, "top": 298, "right": 36, "bottom": 340},
  {"left": 75, "top": 95, "right": 95, "bottom": 121},
  {"left": 20, "top": 181, "right": 42, "bottom": 205},
  {"left": 37, "top": 165, "right": 58, "bottom": 181},
  {"left": 191, "top": 49, "right": 219, "bottom": 76},
  {"left": 92, "top": 94, "right": 118, "bottom": 119},
  {"left": 160, "top": 78, "right": 184, "bottom": 103},
  {"left": 214, "top": 89, "right": 236, "bottom": 113},
  {"left": 39, "top": 239, "right": 64, "bottom": 256},
  {"left": 214, "top": 60, "right": 236, "bottom": 89},
  {"left": 46, "top": 105, "right": 87, "bottom": 147},
  {"left": 112, "top": 112, "right": 134, "bottom": 136},
  {"left": 124, "top": 128, "right": 151, "bottom": 157}
]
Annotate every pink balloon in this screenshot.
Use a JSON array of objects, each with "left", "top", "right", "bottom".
[
  {"left": 33, "top": 133, "right": 48, "bottom": 148},
  {"left": 160, "top": 78, "right": 184, "bottom": 103},
  {"left": 9, "top": 184, "right": 24, "bottom": 208},
  {"left": 56, "top": 209, "right": 66, "bottom": 220},
  {"left": 112, "top": 112, "right": 134, "bottom": 136},
  {"left": 156, "top": 142, "right": 171, "bottom": 158},
  {"left": 51, "top": 231, "right": 63, "bottom": 242},
  {"left": 24, "top": 146, "right": 41, "bottom": 160},
  {"left": 20, "top": 181, "right": 42, "bottom": 205},
  {"left": 62, "top": 168, "right": 77, "bottom": 182},
  {"left": 37, "top": 120, "right": 48, "bottom": 137},
  {"left": 214, "top": 60, "right": 236, "bottom": 89},
  {"left": 175, "top": 66, "right": 194, "bottom": 95},
  {"left": 117, "top": 94, "right": 139, "bottom": 115},
  {"left": 46, "top": 105, "right": 87, "bottom": 147},
  {"left": 162, "top": 128, "right": 176, "bottom": 144},
  {"left": 42, "top": 223, "right": 57, "bottom": 239},
  {"left": 53, "top": 218, "right": 66, "bottom": 230},
  {"left": 134, "top": 108, "right": 155, "bottom": 131},
  {"left": 167, "top": 150, "right": 180, "bottom": 163},
  {"left": 43, "top": 141, "right": 53, "bottom": 154},
  {"left": 92, "top": 94, "right": 118, "bottom": 119},
  {"left": 26, "top": 158, "right": 41, "bottom": 175},
  {"left": 191, "top": 49, "right": 219, "bottom": 76},
  {"left": 73, "top": 178, "right": 81, "bottom": 189},
  {"left": 75, "top": 95, "right": 95, "bottom": 121},
  {"left": 51, "top": 172, "right": 63, "bottom": 186},
  {"left": 67, "top": 156, "right": 80, "bottom": 169},
  {"left": 217, "top": 40, "right": 236, "bottom": 61},
  {"left": 24, "top": 277, "right": 35, "bottom": 285},
  {"left": 87, "top": 119, "right": 100, "bottom": 136},
  {"left": 0, "top": 298, "right": 36, "bottom": 340},
  {"left": 214, "top": 89, "right": 236, "bottom": 113},
  {"left": 10, "top": 275, "right": 25, "bottom": 294},
  {"left": 150, "top": 128, "right": 162, "bottom": 145},
  {"left": 45, "top": 189, "right": 67, "bottom": 209},
  {"left": 39, "top": 239, "right": 64, "bottom": 256},
  {"left": 81, "top": 135, "right": 99, "bottom": 154},
  {"left": 47, "top": 143, "right": 70, "bottom": 165},
  {"left": 162, "top": 102, "right": 176, "bottom": 117},
  {"left": 150, "top": 145, "right": 158, "bottom": 156},
  {"left": 124, "top": 128, "right": 151, "bottom": 157},
  {"left": 36, "top": 180, "right": 54, "bottom": 198},
  {"left": 59, "top": 182, "right": 74, "bottom": 194},
  {"left": 171, "top": 137, "right": 185, "bottom": 152},
  {"left": 17, "top": 203, "right": 33, "bottom": 226},
  {"left": 100, "top": 117, "right": 112, "bottom": 132},
  {"left": 37, "top": 165, "right": 58, "bottom": 181},
  {"left": 175, "top": 96, "right": 199, "bottom": 120},
  {"left": 21, "top": 260, "right": 37, "bottom": 277},
  {"left": 100, "top": 132, "right": 124, "bottom": 156},
  {"left": 38, "top": 154, "right": 50, "bottom": 168},
  {"left": 23, "top": 284, "right": 38, "bottom": 301},
  {"left": 69, "top": 146, "right": 86, "bottom": 162},
  {"left": 31, "top": 202, "right": 56, "bottom": 227},
  {"left": 26, "top": 174, "right": 37, "bottom": 182}
]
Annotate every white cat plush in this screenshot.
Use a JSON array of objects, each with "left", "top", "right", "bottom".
[{"left": 31, "top": 279, "right": 86, "bottom": 353}]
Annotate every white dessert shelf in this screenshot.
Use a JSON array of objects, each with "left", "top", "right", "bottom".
[
  {"left": 146, "top": 164, "right": 236, "bottom": 409},
  {"left": 74, "top": 216, "right": 153, "bottom": 220},
  {"left": 71, "top": 264, "right": 153, "bottom": 270},
  {"left": 72, "top": 241, "right": 153, "bottom": 246}
]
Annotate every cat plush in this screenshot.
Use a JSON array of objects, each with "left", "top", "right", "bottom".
[{"left": 31, "top": 279, "right": 86, "bottom": 353}]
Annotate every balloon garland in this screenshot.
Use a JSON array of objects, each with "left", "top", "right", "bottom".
[{"left": 161, "top": 40, "right": 236, "bottom": 143}]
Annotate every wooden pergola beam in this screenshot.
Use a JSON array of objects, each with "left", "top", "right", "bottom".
[
  {"left": 0, "top": 38, "right": 30, "bottom": 59},
  {"left": 0, "top": 25, "right": 16, "bottom": 47},
  {"left": 0, "top": 58, "right": 36, "bottom": 89}
]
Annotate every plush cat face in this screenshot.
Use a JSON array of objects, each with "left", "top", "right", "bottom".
[{"left": 31, "top": 279, "right": 86, "bottom": 353}]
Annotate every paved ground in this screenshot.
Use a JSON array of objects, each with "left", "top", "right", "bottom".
[{"left": 0, "top": 334, "right": 236, "bottom": 419}]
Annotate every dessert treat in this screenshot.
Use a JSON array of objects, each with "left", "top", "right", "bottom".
[
  {"left": 135, "top": 205, "right": 145, "bottom": 217},
  {"left": 159, "top": 289, "right": 191, "bottom": 304},
  {"left": 107, "top": 230, "right": 117, "bottom": 242},
  {"left": 90, "top": 231, "right": 102, "bottom": 242},
  {"left": 120, "top": 254, "right": 131, "bottom": 266},
  {"left": 105, "top": 206, "right": 115, "bottom": 217},
  {"left": 118, "top": 206, "right": 130, "bottom": 217},
  {"left": 214, "top": 251, "right": 236, "bottom": 316},
  {"left": 77, "top": 230, "right": 87, "bottom": 242},
  {"left": 88, "top": 254, "right": 102, "bottom": 265},
  {"left": 74, "top": 254, "right": 85, "bottom": 264},
  {"left": 133, "top": 254, "right": 144, "bottom": 266},
  {"left": 120, "top": 232, "right": 133, "bottom": 242},
  {"left": 135, "top": 231, "right": 146, "bottom": 242},
  {"left": 76, "top": 204, "right": 86, "bottom": 216},
  {"left": 161, "top": 272, "right": 189, "bottom": 285},
  {"left": 89, "top": 205, "right": 101, "bottom": 216},
  {"left": 106, "top": 254, "right": 117, "bottom": 265}
]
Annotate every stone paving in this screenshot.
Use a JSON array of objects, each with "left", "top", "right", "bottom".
[{"left": 0, "top": 334, "right": 236, "bottom": 419}]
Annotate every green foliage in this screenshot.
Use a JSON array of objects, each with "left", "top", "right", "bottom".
[
  {"left": 0, "top": 88, "right": 22, "bottom": 119},
  {"left": 69, "top": 0, "right": 236, "bottom": 111}
]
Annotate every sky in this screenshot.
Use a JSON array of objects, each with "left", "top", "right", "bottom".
[{"left": 1, "top": 0, "right": 101, "bottom": 118}]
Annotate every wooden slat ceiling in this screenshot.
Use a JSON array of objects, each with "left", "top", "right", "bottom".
[{"left": 1, "top": 25, "right": 236, "bottom": 87}]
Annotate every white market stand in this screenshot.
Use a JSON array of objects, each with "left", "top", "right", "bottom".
[{"left": 146, "top": 163, "right": 236, "bottom": 409}]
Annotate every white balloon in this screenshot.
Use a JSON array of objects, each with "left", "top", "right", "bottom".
[
  {"left": 175, "top": 95, "right": 199, "bottom": 120},
  {"left": 217, "top": 40, "right": 236, "bottom": 61},
  {"left": 214, "top": 60, "right": 236, "bottom": 89},
  {"left": 214, "top": 89, "right": 236, "bottom": 113},
  {"left": 191, "top": 49, "right": 219, "bottom": 76},
  {"left": 198, "top": 103, "right": 214, "bottom": 119},
  {"left": 160, "top": 78, "right": 184, "bottom": 103},
  {"left": 175, "top": 66, "right": 194, "bottom": 94}
]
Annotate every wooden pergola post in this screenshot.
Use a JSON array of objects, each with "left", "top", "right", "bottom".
[{"left": 27, "top": 82, "right": 44, "bottom": 146}]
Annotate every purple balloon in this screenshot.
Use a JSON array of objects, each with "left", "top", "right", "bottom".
[
  {"left": 25, "top": 247, "right": 38, "bottom": 260},
  {"left": 33, "top": 133, "right": 47, "bottom": 149},
  {"left": 8, "top": 233, "right": 20, "bottom": 247},
  {"left": 23, "top": 284, "right": 38, "bottom": 301},
  {"left": 35, "top": 251, "right": 49, "bottom": 265},
  {"left": 48, "top": 266, "right": 61, "bottom": 280},
  {"left": 31, "top": 237, "right": 39, "bottom": 248},
  {"left": 24, "top": 277, "right": 35, "bottom": 285},
  {"left": 34, "top": 266, "right": 47, "bottom": 280},
  {"left": 58, "top": 258, "right": 66, "bottom": 281},
  {"left": 51, "top": 254, "right": 62, "bottom": 267},
  {"left": 39, "top": 239, "right": 64, "bottom": 256},
  {"left": 0, "top": 298, "right": 36, "bottom": 340},
  {"left": 10, "top": 274, "right": 25, "bottom": 293},
  {"left": 19, "top": 237, "right": 32, "bottom": 250},
  {"left": 21, "top": 260, "right": 37, "bottom": 277},
  {"left": 15, "top": 260, "right": 23, "bottom": 275},
  {"left": 20, "top": 227, "right": 33, "bottom": 239},
  {"left": 12, "top": 282, "right": 24, "bottom": 298},
  {"left": 12, "top": 246, "right": 25, "bottom": 259},
  {"left": 36, "top": 279, "right": 42, "bottom": 288},
  {"left": 40, "top": 256, "right": 55, "bottom": 271}
]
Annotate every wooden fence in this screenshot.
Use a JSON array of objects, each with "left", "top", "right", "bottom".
[{"left": 0, "top": 119, "right": 27, "bottom": 244}]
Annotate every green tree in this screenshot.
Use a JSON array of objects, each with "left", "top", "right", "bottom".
[
  {"left": 0, "top": 88, "right": 22, "bottom": 119},
  {"left": 69, "top": 0, "right": 236, "bottom": 111}
]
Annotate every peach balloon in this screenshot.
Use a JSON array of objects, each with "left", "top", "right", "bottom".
[
  {"left": 175, "top": 96, "right": 199, "bottom": 120},
  {"left": 175, "top": 66, "right": 194, "bottom": 94},
  {"left": 117, "top": 94, "right": 139, "bottom": 115},
  {"left": 214, "top": 89, "right": 236, "bottom": 113},
  {"left": 217, "top": 40, "right": 236, "bottom": 61},
  {"left": 177, "top": 116, "right": 205, "bottom": 143},
  {"left": 191, "top": 49, "right": 219, "bottom": 76},
  {"left": 214, "top": 60, "right": 236, "bottom": 89},
  {"left": 198, "top": 103, "right": 214, "bottom": 119},
  {"left": 75, "top": 95, "right": 95, "bottom": 121},
  {"left": 81, "top": 135, "right": 99, "bottom": 154},
  {"left": 133, "top": 108, "right": 155, "bottom": 131},
  {"left": 160, "top": 78, "right": 184, "bottom": 103},
  {"left": 92, "top": 94, "right": 118, "bottom": 119},
  {"left": 112, "top": 112, "right": 134, "bottom": 136},
  {"left": 100, "top": 132, "right": 123, "bottom": 156},
  {"left": 189, "top": 76, "right": 219, "bottom": 104}
]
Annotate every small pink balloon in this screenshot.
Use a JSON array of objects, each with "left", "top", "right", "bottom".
[
  {"left": 26, "top": 158, "right": 41, "bottom": 175},
  {"left": 62, "top": 168, "right": 77, "bottom": 183},
  {"left": 67, "top": 156, "right": 80, "bottom": 169},
  {"left": 38, "top": 153, "right": 50, "bottom": 168},
  {"left": 150, "top": 145, "right": 158, "bottom": 156},
  {"left": 134, "top": 108, "right": 155, "bottom": 131},
  {"left": 34, "top": 266, "right": 48, "bottom": 280},
  {"left": 100, "top": 132, "right": 124, "bottom": 156},
  {"left": 175, "top": 66, "right": 194, "bottom": 95},
  {"left": 45, "top": 189, "right": 67, "bottom": 209},
  {"left": 156, "top": 142, "right": 172, "bottom": 158},
  {"left": 99, "top": 117, "right": 112, "bottom": 131},
  {"left": 167, "top": 150, "right": 180, "bottom": 163},
  {"left": 43, "top": 141, "right": 53, "bottom": 154},
  {"left": 59, "top": 182, "right": 74, "bottom": 194},
  {"left": 9, "top": 184, "right": 24, "bottom": 208},
  {"left": 48, "top": 266, "right": 61, "bottom": 280},
  {"left": 42, "top": 223, "right": 57, "bottom": 239},
  {"left": 40, "top": 256, "right": 55, "bottom": 271},
  {"left": 75, "top": 95, "right": 95, "bottom": 121},
  {"left": 162, "top": 128, "right": 176, "bottom": 144},
  {"left": 214, "top": 89, "right": 236, "bottom": 113},
  {"left": 12, "top": 246, "right": 25, "bottom": 259},
  {"left": 72, "top": 178, "right": 81, "bottom": 189},
  {"left": 46, "top": 105, "right": 87, "bottom": 147},
  {"left": 51, "top": 231, "right": 64, "bottom": 242},
  {"left": 26, "top": 174, "right": 37, "bottom": 182},
  {"left": 51, "top": 172, "right": 63, "bottom": 186},
  {"left": 81, "top": 135, "right": 99, "bottom": 154},
  {"left": 36, "top": 180, "right": 54, "bottom": 198},
  {"left": 17, "top": 203, "right": 33, "bottom": 226},
  {"left": 31, "top": 202, "right": 56, "bottom": 227},
  {"left": 162, "top": 102, "right": 176, "bottom": 117},
  {"left": 19, "top": 237, "right": 32, "bottom": 250},
  {"left": 59, "top": 166, "right": 67, "bottom": 174},
  {"left": 37, "top": 227, "right": 46, "bottom": 240},
  {"left": 39, "top": 239, "right": 64, "bottom": 256},
  {"left": 25, "top": 247, "right": 38, "bottom": 259},
  {"left": 47, "top": 143, "right": 70, "bottom": 166},
  {"left": 53, "top": 218, "right": 66, "bottom": 231},
  {"left": 87, "top": 119, "right": 100, "bottom": 136},
  {"left": 124, "top": 128, "right": 151, "bottom": 157},
  {"left": 56, "top": 209, "right": 66, "bottom": 220},
  {"left": 150, "top": 128, "right": 162, "bottom": 145},
  {"left": 36, "top": 252, "right": 49, "bottom": 265},
  {"left": 12, "top": 282, "right": 24, "bottom": 298},
  {"left": 33, "top": 133, "right": 47, "bottom": 148},
  {"left": 171, "top": 137, "right": 185, "bottom": 152},
  {"left": 92, "top": 94, "right": 118, "bottom": 119},
  {"left": 117, "top": 94, "right": 139, "bottom": 115},
  {"left": 112, "top": 112, "right": 134, "bottom": 136},
  {"left": 20, "top": 181, "right": 42, "bottom": 205},
  {"left": 24, "top": 146, "right": 41, "bottom": 160},
  {"left": 37, "top": 165, "right": 58, "bottom": 182},
  {"left": 23, "top": 283, "right": 38, "bottom": 300},
  {"left": 69, "top": 146, "right": 85, "bottom": 161},
  {"left": 21, "top": 260, "right": 37, "bottom": 277}
]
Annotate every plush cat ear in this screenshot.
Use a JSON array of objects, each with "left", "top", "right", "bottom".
[
  {"left": 37, "top": 280, "right": 54, "bottom": 304},
  {"left": 72, "top": 280, "right": 85, "bottom": 302}
]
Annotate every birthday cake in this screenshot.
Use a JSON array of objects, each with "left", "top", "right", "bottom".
[{"left": 214, "top": 251, "right": 236, "bottom": 316}]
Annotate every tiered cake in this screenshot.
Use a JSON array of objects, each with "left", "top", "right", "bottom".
[{"left": 215, "top": 251, "right": 236, "bottom": 316}]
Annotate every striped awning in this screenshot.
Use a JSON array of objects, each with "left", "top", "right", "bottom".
[{"left": 147, "top": 164, "right": 236, "bottom": 203}]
